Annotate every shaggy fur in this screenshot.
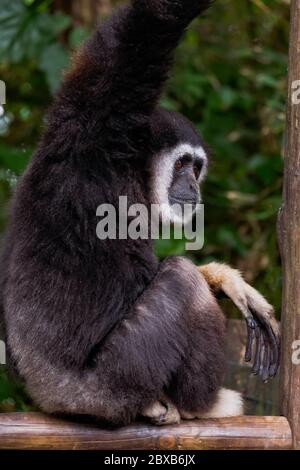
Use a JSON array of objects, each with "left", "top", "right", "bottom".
[{"left": 0, "top": 0, "right": 231, "bottom": 425}]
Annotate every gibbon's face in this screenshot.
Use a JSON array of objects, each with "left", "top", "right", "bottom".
[{"left": 150, "top": 109, "right": 208, "bottom": 224}]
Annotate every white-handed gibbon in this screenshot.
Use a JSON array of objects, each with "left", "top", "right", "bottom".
[{"left": 0, "top": 0, "right": 280, "bottom": 426}]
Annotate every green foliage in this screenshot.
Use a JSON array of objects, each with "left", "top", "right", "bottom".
[
  {"left": 0, "top": 0, "right": 290, "bottom": 411},
  {"left": 0, "top": 0, "right": 72, "bottom": 91},
  {"left": 0, "top": 369, "right": 35, "bottom": 412}
]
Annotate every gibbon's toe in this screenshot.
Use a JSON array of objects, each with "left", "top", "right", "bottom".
[
  {"left": 142, "top": 400, "right": 167, "bottom": 420},
  {"left": 153, "top": 399, "right": 181, "bottom": 426},
  {"left": 142, "top": 398, "right": 181, "bottom": 426}
]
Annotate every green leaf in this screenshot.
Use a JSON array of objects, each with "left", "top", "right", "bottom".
[
  {"left": 0, "top": 143, "right": 32, "bottom": 173},
  {"left": 39, "top": 43, "right": 69, "bottom": 92},
  {"left": 69, "top": 27, "right": 89, "bottom": 49},
  {"left": 0, "top": 0, "right": 71, "bottom": 66},
  {"left": 48, "top": 12, "right": 71, "bottom": 36},
  {"left": 0, "top": 0, "right": 27, "bottom": 61}
]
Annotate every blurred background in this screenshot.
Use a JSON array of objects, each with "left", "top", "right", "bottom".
[{"left": 0, "top": 0, "right": 290, "bottom": 414}]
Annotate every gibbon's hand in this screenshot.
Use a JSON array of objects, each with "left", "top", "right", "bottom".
[
  {"left": 241, "top": 283, "right": 280, "bottom": 381},
  {"left": 198, "top": 263, "right": 280, "bottom": 382}
]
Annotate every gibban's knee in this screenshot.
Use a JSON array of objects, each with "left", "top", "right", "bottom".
[
  {"left": 162, "top": 256, "right": 199, "bottom": 280},
  {"left": 169, "top": 257, "right": 214, "bottom": 294},
  {"left": 174, "top": 257, "right": 224, "bottom": 314}
]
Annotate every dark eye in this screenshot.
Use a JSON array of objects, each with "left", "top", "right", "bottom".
[
  {"left": 193, "top": 162, "right": 203, "bottom": 180},
  {"left": 175, "top": 159, "right": 183, "bottom": 171},
  {"left": 193, "top": 165, "right": 200, "bottom": 179}
]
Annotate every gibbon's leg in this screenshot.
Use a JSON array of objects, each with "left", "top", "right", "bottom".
[
  {"left": 164, "top": 269, "right": 243, "bottom": 419},
  {"left": 20, "top": 257, "right": 225, "bottom": 426},
  {"left": 199, "top": 263, "right": 280, "bottom": 381},
  {"left": 97, "top": 256, "right": 226, "bottom": 425}
]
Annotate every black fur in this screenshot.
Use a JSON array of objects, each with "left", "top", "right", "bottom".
[{"left": 0, "top": 0, "right": 226, "bottom": 425}]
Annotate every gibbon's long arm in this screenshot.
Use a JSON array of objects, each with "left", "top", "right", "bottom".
[
  {"left": 45, "top": 0, "right": 212, "bottom": 158},
  {"left": 199, "top": 263, "right": 280, "bottom": 381}
]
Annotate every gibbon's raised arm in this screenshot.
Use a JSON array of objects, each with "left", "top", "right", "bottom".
[{"left": 45, "top": 0, "right": 212, "bottom": 158}]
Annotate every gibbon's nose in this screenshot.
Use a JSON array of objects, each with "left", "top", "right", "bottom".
[{"left": 179, "top": 177, "right": 200, "bottom": 202}]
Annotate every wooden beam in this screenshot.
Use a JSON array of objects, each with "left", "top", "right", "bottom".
[
  {"left": 0, "top": 413, "right": 292, "bottom": 450},
  {"left": 278, "top": 0, "right": 300, "bottom": 450}
]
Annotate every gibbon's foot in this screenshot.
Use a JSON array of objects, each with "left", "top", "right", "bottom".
[
  {"left": 180, "top": 388, "right": 244, "bottom": 420},
  {"left": 142, "top": 397, "right": 181, "bottom": 426},
  {"left": 198, "top": 263, "right": 280, "bottom": 382}
]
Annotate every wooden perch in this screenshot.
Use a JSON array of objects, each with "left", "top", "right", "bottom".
[{"left": 0, "top": 413, "right": 292, "bottom": 450}]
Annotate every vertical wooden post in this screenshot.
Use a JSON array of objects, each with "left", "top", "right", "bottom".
[{"left": 278, "top": 0, "right": 300, "bottom": 450}]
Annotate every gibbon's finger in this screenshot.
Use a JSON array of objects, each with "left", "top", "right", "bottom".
[
  {"left": 258, "top": 342, "right": 266, "bottom": 381},
  {"left": 258, "top": 330, "right": 270, "bottom": 382},
  {"left": 245, "top": 317, "right": 257, "bottom": 363},
  {"left": 270, "top": 347, "right": 280, "bottom": 377},
  {"left": 252, "top": 327, "right": 263, "bottom": 375},
  {"left": 245, "top": 326, "right": 254, "bottom": 362},
  {"left": 264, "top": 320, "right": 280, "bottom": 378},
  {"left": 256, "top": 326, "right": 268, "bottom": 381},
  {"left": 261, "top": 333, "right": 271, "bottom": 382},
  {"left": 265, "top": 327, "right": 279, "bottom": 378}
]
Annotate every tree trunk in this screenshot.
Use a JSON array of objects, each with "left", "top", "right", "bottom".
[{"left": 278, "top": 0, "right": 300, "bottom": 450}]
